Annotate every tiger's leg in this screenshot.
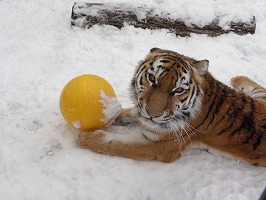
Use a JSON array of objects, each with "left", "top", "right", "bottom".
[
  {"left": 231, "top": 76, "right": 266, "bottom": 101},
  {"left": 76, "top": 129, "right": 182, "bottom": 163}
]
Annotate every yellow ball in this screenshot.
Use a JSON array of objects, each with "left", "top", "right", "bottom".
[{"left": 59, "top": 74, "right": 117, "bottom": 131}]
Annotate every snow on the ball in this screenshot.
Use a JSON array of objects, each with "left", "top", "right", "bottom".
[
  {"left": 99, "top": 90, "right": 122, "bottom": 126},
  {"left": 72, "top": 120, "right": 81, "bottom": 129}
]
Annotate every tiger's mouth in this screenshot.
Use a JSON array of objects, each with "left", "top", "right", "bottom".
[
  {"left": 138, "top": 115, "right": 169, "bottom": 132},
  {"left": 137, "top": 110, "right": 184, "bottom": 133}
]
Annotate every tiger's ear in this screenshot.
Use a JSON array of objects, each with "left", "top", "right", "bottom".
[
  {"left": 194, "top": 60, "right": 209, "bottom": 75},
  {"left": 150, "top": 47, "right": 161, "bottom": 53}
]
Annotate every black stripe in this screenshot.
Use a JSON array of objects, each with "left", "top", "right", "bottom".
[
  {"left": 154, "top": 55, "right": 170, "bottom": 62},
  {"left": 138, "top": 57, "right": 157, "bottom": 70},
  {"left": 131, "top": 79, "right": 135, "bottom": 87},
  {"left": 213, "top": 98, "right": 231, "bottom": 127},
  {"left": 181, "top": 96, "right": 189, "bottom": 103},
  {"left": 241, "top": 100, "right": 256, "bottom": 142},
  {"left": 182, "top": 106, "right": 189, "bottom": 111},
  {"left": 160, "top": 59, "right": 171, "bottom": 63},
  {"left": 207, "top": 88, "right": 227, "bottom": 127},
  {"left": 191, "top": 85, "right": 200, "bottom": 108},
  {"left": 216, "top": 94, "right": 245, "bottom": 136},
  {"left": 182, "top": 67, "right": 187, "bottom": 73},
  {"left": 205, "top": 76, "right": 215, "bottom": 99},
  {"left": 196, "top": 84, "right": 201, "bottom": 96},
  {"left": 136, "top": 64, "right": 147, "bottom": 77},
  {"left": 230, "top": 121, "right": 246, "bottom": 137},
  {"left": 195, "top": 87, "right": 218, "bottom": 129},
  {"left": 163, "top": 55, "right": 180, "bottom": 62},
  {"left": 186, "top": 85, "right": 196, "bottom": 107},
  {"left": 179, "top": 59, "right": 189, "bottom": 69},
  {"left": 253, "top": 133, "right": 263, "bottom": 151},
  {"left": 217, "top": 111, "right": 238, "bottom": 136},
  {"left": 139, "top": 76, "right": 143, "bottom": 85},
  {"left": 160, "top": 70, "right": 169, "bottom": 81},
  {"left": 183, "top": 112, "right": 190, "bottom": 118},
  {"left": 231, "top": 99, "right": 255, "bottom": 137},
  {"left": 175, "top": 71, "right": 179, "bottom": 82}
]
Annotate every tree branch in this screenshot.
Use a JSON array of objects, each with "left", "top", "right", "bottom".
[{"left": 71, "top": 2, "right": 256, "bottom": 37}]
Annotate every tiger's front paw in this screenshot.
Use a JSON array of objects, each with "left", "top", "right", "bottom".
[
  {"left": 76, "top": 130, "right": 106, "bottom": 149},
  {"left": 112, "top": 115, "right": 130, "bottom": 126},
  {"left": 112, "top": 107, "right": 139, "bottom": 126}
]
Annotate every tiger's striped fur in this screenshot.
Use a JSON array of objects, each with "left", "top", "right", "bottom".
[{"left": 77, "top": 48, "right": 266, "bottom": 166}]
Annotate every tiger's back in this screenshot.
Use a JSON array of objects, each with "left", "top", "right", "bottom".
[{"left": 191, "top": 73, "right": 266, "bottom": 166}]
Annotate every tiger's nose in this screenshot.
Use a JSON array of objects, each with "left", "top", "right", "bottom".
[
  {"left": 145, "top": 91, "right": 168, "bottom": 118},
  {"left": 146, "top": 109, "right": 163, "bottom": 118}
]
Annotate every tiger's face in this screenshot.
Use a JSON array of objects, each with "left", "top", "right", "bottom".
[{"left": 131, "top": 48, "right": 209, "bottom": 133}]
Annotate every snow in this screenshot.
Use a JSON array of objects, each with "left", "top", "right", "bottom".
[
  {"left": 72, "top": 120, "right": 81, "bottom": 129},
  {"left": 0, "top": 0, "right": 266, "bottom": 199},
  {"left": 99, "top": 90, "right": 122, "bottom": 126}
]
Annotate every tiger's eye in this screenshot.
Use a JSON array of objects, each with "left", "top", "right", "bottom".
[
  {"left": 172, "top": 87, "right": 185, "bottom": 96},
  {"left": 176, "top": 87, "right": 184, "bottom": 93},
  {"left": 147, "top": 74, "right": 156, "bottom": 84}
]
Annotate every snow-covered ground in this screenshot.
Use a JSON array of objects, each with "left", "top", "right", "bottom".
[{"left": 1, "top": 0, "right": 266, "bottom": 199}]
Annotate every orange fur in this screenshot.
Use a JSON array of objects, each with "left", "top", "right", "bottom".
[{"left": 77, "top": 48, "right": 266, "bottom": 166}]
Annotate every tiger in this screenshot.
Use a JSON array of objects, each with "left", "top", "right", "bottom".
[{"left": 77, "top": 48, "right": 266, "bottom": 166}]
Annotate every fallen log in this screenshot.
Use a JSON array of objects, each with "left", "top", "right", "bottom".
[{"left": 71, "top": 2, "right": 256, "bottom": 37}]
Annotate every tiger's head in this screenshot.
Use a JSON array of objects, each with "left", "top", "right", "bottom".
[{"left": 131, "top": 48, "right": 209, "bottom": 133}]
